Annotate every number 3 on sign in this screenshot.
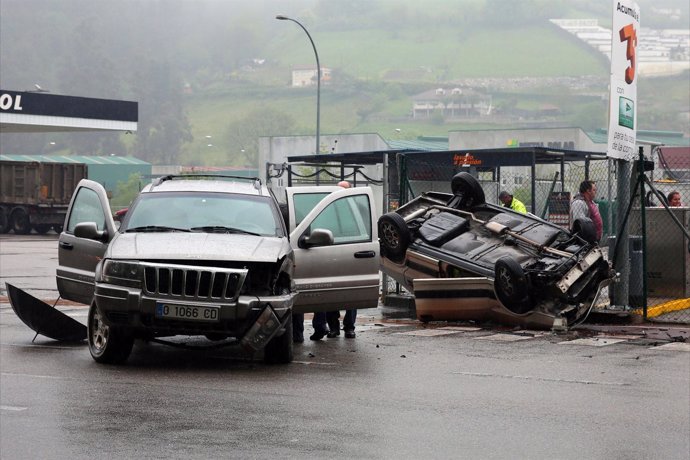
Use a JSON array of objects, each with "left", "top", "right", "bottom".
[{"left": 619, "top": 24, "right": 637, "bottom": 84}]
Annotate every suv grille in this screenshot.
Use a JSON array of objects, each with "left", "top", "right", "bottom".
[{"left": 142, "top": 262, "right": 247, "bottom": 302}]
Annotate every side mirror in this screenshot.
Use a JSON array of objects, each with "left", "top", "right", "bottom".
[
  {"left": 74, "top": 222, "right": 107, "bottom": 241},
  {"left": 299, "top": 228, "right": 334, "bottom": 248}
]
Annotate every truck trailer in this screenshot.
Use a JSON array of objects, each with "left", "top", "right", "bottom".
[{"left": 0, "top": 160, "right": 87, "bottom": 234}]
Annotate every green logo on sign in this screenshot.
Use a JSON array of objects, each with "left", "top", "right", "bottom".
[{"left": 618, "top": 96, "right": 634, "bottom": 129}]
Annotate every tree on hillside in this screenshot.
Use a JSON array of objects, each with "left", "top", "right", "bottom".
[
  {"left": 223, "top": 108, "right": 296, "bottom": 167},
  {"left": 57, "top": 17, "right": 127, "bottom": 156},
  {"left": 131, "top": 59, "right": 193, "bottom": 165}
]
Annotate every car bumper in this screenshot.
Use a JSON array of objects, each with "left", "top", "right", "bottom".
[{"left": 94, "top": 282, "right": 295, "bottom": 337}]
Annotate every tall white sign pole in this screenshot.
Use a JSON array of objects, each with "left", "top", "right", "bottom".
[{"left": 609, "top": 0, "right": 640, "bottom": 308}]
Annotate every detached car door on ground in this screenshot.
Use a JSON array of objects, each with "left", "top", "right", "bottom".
[{"left": 286, "top": 186, "right": 380, "bottom": 314}]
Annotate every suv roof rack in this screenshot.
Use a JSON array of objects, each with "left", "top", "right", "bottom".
[{"left": 151, "top": 174, "right": 263, "bottom": 193}]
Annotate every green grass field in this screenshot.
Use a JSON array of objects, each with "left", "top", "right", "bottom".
[{"left": 181, "top": 19, "right": 687, "bottom": 166}]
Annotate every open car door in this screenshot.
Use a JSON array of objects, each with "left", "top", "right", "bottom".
[
  {"left": 56, "top": 179, "right": 117, "bottom": 305},
  {"left": 287, "top": 186, "right": 380, "bottom": 313}
]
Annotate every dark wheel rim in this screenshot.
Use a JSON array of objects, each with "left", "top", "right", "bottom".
[
  {"left": 381, "top": 221, "right": 401, "bottom": 250},
  {"left": 496, "top": 265, "right": 516, "bottom": 297},
  {"left": 90, "top": 307, "right": 109, "bottom": 355}
]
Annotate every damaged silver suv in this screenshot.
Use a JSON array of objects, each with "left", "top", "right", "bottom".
[{"left": 56, "top": 176, "right": 380, "bottom": 364}]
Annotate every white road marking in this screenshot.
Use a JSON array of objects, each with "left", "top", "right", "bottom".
[
  {"left": 0, "top": 342, "right": 84, "bottom": 350},
  {"left": 1, "top": 405, "right": 28, "bottom": 412},
  {"left": 394, "top": 329, "right": 462, "bottom": 337},
  {"left": 451, "top": 371, "right": 629, "bottom": 386},
  {"left": 292, "top": 361, "right": 338, "bottom": 366},
  {"left": 474, "top": 333, "right": 535, "bottom": 342},
  {"left": 559, "top": 337, "right": 628, "bottom": 346},
  {"left": 353, "top": 324, "right": 387, "bottom": 332},
  {"left": 649, "top": 342, "right": 690, "bottom": 352},
  {"left": 438, "top": 326, "right": 482, "bottom": 332}
]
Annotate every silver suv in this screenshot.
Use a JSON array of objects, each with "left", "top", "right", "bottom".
[{"left": 57, "top": 176, "right": 379, "bottom": 364}]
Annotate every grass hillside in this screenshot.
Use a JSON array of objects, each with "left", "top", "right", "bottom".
[
  {"left": 268, "top": 24, "right": 606, "bottom": 81},
  {"left": 179, "top": 4, "right": 688, "bottom": 166},
  {"left": 182, "top": 20, "right": 616, "bottom": 164}
]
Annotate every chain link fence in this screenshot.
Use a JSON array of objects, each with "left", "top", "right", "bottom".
[
  {"left": 389, "top": 148, "right": 689, "bottom": 325},
  {"left": 624, "top": 147, "right": 690, "bottom": 324}
]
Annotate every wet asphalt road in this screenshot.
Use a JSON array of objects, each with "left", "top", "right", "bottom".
[{"left": 1, "top": 234, "right": 689, "bottom": 459}]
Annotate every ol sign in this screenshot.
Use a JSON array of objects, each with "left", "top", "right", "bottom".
[{"left": 0, "top": 93, "right": 24, "bottom": 111}]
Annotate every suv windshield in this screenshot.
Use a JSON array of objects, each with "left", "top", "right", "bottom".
[{"left": 122, "top": 192, "right": 284, "bottom": 237}]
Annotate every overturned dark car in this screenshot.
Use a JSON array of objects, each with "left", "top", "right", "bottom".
[{"left": 378, "top": 173, "right": 615, "bottom": 329}]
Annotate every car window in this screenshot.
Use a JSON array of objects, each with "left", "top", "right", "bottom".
[
  {"left": 309, "top": 195, "right": 371, "bottom": 244},
  {"left": 293, "top": 192, "right": 330, "bottom": 227},
  {"left": 66, "top": 187, "right": 106, "bottom": 233},
  {"left": 124, "top": 192, "right": 283, "bottom": 236}
]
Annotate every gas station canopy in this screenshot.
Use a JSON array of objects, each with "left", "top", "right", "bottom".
[{"left": 0, "top": 89, "right": 137, "bottom": 134}]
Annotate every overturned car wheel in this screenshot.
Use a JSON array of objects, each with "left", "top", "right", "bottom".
[
  {"left": 450, "top": 172, "right": 486, "bottom": 209},
  {"left": 494, "top": 257, "right": 532, "bottom": 314},
  {"left": 572, "top": 217, "right": 598, "bottom": 245},
  {"left": 378, "top": 212, "right": 410, "bottom": 263},
  {"left": 88, "top": 302, "right": 134, "bottom": 364}
]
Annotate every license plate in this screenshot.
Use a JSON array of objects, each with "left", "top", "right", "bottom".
[{"left": 155, "top": 303, "right": 220, "bottom": 322}]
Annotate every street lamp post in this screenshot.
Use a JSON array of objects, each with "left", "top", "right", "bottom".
[{"left": 276, "top": 15, "right": 321, "bottom": 155}]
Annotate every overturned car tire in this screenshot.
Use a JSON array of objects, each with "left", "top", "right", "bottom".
[
  {"left": 378, "top": 212, "right": 410, "bottom": 263},
  {"left": 450, "top": 172, "right": 486, "bottom": 209},
  {"left": 494, "top": 257, "right": 532, "bottom": 314},
  {"left": 572, "top": 217, "right": 598, "bottom": 245}
]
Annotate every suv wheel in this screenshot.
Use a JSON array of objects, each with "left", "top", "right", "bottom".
[
  {"left": 264, "top": 314, "right": 294, "bottom": 364},
  {"left": 88, "top": 302, "right": 134, "bottom": 364},
  {"left": 378, "top": 212, "right": 410, "bottom": 263},
  {"left": 494, "top": 257, "right": 531, "bottom": 314}
]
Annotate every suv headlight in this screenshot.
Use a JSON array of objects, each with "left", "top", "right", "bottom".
[{"left": 99, "top": 260, "right": 142, "bottom": 286}]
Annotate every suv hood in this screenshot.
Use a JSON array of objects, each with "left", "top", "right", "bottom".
[{"left": 108, "top": 232, "right": 290, "bottom": 262}]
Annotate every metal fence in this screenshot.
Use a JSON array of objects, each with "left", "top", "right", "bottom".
[{"left": 394, "top": 148, "right": 690, "bottom": 325}]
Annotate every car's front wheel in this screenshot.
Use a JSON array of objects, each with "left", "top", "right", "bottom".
[
  {"left": 378, "top": 212, "right": 410, "bottom": 263},
  {"left": 88, "top": 302, "right": 134, "bottom": 364},
  {"left": 263, "top": 314, "right": 293, "bottom": 364},
  {"left": 494, "top": 257, "right": 531, "bottom": 314}
]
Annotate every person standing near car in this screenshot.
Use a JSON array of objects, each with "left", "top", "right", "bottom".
[
  {"left": 498, "top": 191, "right": 527, "bottom": 214},
  {"left": 570, "top": 180, "right": 603, "bottom": 241},
  {"left": 326, "top": 180, "right": 357, "bottom": 339}
]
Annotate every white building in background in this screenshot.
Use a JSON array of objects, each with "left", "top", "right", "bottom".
[
  {"left": 550, "top": 18, "right": 690, "bottom": 76},
  {"left": 290, "top": 66, "right": 332, "bottom": 87},
  {"left": 448, "top": 127, "right": 604, "bottom": 152}
]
